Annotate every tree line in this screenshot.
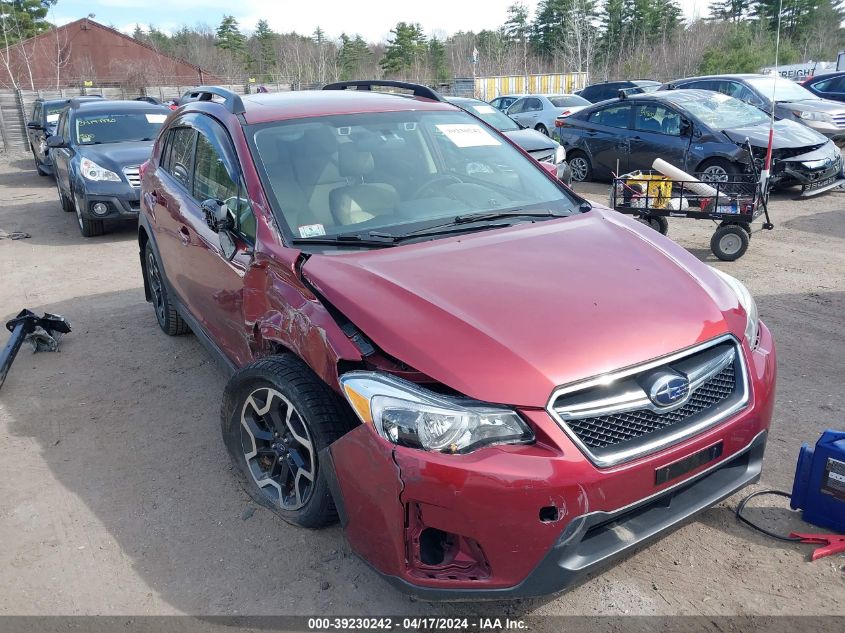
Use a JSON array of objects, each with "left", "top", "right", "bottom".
[{"left": 2, "top": 0, "right": 844, "bottom": 89}]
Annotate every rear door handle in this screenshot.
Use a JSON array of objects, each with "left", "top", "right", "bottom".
[{"left": 179, "top": 226, "right": 190, "bottom": 245}]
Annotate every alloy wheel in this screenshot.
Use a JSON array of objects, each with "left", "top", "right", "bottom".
[
  {"left": 146, "top": 251, "right": 166, "bottom": 323},
  {"left": 240, "top": 388, "right": 316, "bottom": 511},
  {"left": 701, "top": 165, "right": 729, "bottom": 182},
  {"left": 569, "top": 157, "right": 589, "bottom": 182}
]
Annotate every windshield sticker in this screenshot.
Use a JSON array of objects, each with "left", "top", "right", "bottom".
[
  {"left": 472, "top": 105, "right": 497, "bottom": 115},
  {"left": 46, "top": 114, "right": 60, "bottom": 123},
  {"left": 79, "top": 117, "right": 116, "bottom": 127},
  {"left": 146, "top": 114, "right": 167, "bottom": 123},
  {"left": 435, "top": 123, "right": 501, "bottom": 148},
  {"left": 78, "top": 133, "right": 94, "bottom": 143},
  {"left": 298, "top": 223, "right": 326, "bottom": 238}
]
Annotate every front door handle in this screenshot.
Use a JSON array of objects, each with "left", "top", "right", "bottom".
[{"left": 179, "top": 226, "right": 190, "bottom": 246}]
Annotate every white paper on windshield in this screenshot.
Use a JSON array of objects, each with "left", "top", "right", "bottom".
[
  {"left": 472, "top": 105, "right": 497, "bottom": 114},
  {"left": 298, "top": 223, "right": 326, "bottom": 238},
  {"left": 436, "top": 123, "right": 501, "bottom": 148},
  {"left": 146, "top": 114, "right": 167, "bottom": 123},
  {"left": 46, "top": 114, "right": 60, "bottom": 123}
]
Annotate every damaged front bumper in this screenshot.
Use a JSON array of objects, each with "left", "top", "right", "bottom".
[
  {"left": 770, "top": 143, "right": 845, "bottom": 196},
  {"left": 322, "top": 326, "right": 776, "bottom": 600}
]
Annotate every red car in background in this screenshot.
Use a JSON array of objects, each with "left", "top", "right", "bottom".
[{"left": 138, "top": 82, "right": 776, "bottom": 599}]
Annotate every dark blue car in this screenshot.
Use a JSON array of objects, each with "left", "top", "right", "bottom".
[
  {"left": 801, "top": 72, "right": 845, "bottom": 103},
  {"left": 556, "top": 89, "right": 843, "bottom": 196},
  {"left": 49, "top": 99, "right": 170, "bottom": 236}
]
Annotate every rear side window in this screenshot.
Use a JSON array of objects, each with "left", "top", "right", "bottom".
[
  {"left": 524, "top": 98, "right": 542, "bottom": 111},
  {"left": 32, "top": 102, "right": 42, "bottom": 121},
  {"left": 588, "top": 104, "right": 631, "bottom": 128},
  {"left": 164, "top": 127, "right": 196, "bottom": 189}
]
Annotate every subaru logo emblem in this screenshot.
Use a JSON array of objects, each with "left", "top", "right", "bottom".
[{"left": 647, "top": 371, "right": 690, "bottom": 408}]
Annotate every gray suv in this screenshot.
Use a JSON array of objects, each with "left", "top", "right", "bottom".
[{"left": 663, "top": 74, "right": 845, "bottom": 145}]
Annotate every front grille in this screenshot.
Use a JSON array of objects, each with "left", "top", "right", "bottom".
[
  {"left": 123, "top": 166, "right": 141, "bottom": 188},
  {"left": 567, "top": 364, "right": 735, "bottom": 449},
  {"left": 548, "top": 337, "right": 748, "bottom": 467}
]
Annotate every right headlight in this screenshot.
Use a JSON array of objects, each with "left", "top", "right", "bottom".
[
  {"left": 80, "top": 158, "right": 121, "bottom": 182},
  {"left": 712, "top": 268, "right": 760, "bottom": 349},
  {"left": 340, "top": 372, "right": 534, "bottom": 454}
]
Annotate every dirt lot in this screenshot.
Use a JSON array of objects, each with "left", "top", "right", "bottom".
[{"left": 0, "top": 154, "right": 844, "bottom": 618}]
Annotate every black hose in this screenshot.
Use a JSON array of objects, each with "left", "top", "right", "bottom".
[{"left": 735, "top": 490, "right": 802, "bottom": 542}]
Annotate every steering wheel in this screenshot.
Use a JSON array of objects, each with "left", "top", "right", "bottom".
[{"left": 412, "top": 174, "right": 463, "bottom": 199}]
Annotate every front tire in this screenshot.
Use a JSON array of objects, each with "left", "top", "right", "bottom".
[
  {"left": 535, "top": 124, "right": 549, "bottom": 136},
  {"left": 638, "top": 214, "right": 669, "bottom": 235},
  {"left": 74, "top": 192, "right": 104, "bottom": 237},
  {"left": 568, "top": 151, "right": 592, "bottom": 182},
  {"left": 144, "top": 241, "right": 189, "bottom": 336},
  {"left": 221, "top": 355, "right": 356, "bottom": 528}
]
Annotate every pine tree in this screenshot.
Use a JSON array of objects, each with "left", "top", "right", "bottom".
[
  {"left": 709, "top": 0, "right": 753, "bottom": 22},
  {"left": 380, "top": 22, "right": 427, "bottom": 77},
  {"left": 216, "top": 15, "right": 245, "bottom": 53},
  {"left": 338, "top": 33, "right": 372, "bottom": 80},
  {"left": 252, "top": 19, "right": 276, "bottom": 81},
  {"left": 504, "top": 2, "right": 531, "bottom": 75},
  {"left": 0, "top": 0, "right": 56, "bottom": 45},
  {"left": 428, "top": 36, "right": 450, "bottom": 83},
  {"left": 531, "top": 0, "right": 573, "bottom": 57}
]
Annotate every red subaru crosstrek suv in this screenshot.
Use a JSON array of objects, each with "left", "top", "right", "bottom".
[{"left": 138, "top": 82, "right": 776, "bottom": 600}]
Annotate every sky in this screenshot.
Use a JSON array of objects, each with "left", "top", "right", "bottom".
[{"left": 52, "top": 0, "right": 713, "bottom": 43}]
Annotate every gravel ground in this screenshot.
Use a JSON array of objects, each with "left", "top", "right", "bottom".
[{"left": 0, "top": 154, "right": 843, "bottom": 619}]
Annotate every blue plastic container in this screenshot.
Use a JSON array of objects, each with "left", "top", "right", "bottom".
[{"left": 790, "top": 429, "right": 845, "bottom": 533}]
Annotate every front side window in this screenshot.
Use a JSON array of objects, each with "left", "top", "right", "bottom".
[
  {"left": 508, "top": 99, "right": 526, "bottom": 114},
  {"left": 249, "top": 110, "right": 578, "bottom": 243},
  {"left": 634, "top": 104, "right": 681, "bottom": 135},
  {"left": 73, "top": 111, "right": 168, "bottom": 145},
  {"left": 458, "top": 100, "right": 519, "bottom": 132}
]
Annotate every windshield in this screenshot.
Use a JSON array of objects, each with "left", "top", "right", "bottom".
[
  {"left": 678, "top": 92, "right": 769, "bottom": 129},
  {"left": 250, "top": 110, "right": 578, "bottom": 244},
  {"left": 453, "top": 100, "right": 519, "bottom": 132},
  {"left": 74, "top": 111, "right": 168, "bottom": 145},
  {"left": 745, "top": 76, "right": 818, "bottom": 102},
  {"left": 549, "top": 95, "right": 590, "bottom": 107}
]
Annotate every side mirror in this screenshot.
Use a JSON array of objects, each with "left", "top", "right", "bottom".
[
  {"left": 27, "top": 121, "right": 43, "bottom": 130},
  {"left": 46, "top": 136, "right": 66, "bottom": 149},
  {"left": 680, "top": 119, "right": 692, "bottom": 136},
  {"left": 201, "top": 198, "right": 234, "bottom": 234}
]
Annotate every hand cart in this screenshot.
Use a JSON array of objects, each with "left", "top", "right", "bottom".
[{"left": 610, "top": 145, "right": 774, "bottom": 261}]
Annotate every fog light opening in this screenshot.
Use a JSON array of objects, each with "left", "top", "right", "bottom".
[
  {"left": 539, "top": 506, "right": 559, "bottom": 523},
  {"left": 419, "top": 528, "right": 447, "bottom": 565},
  {"left": 91, "top": 202, "right": 109, "bottom": 216}
]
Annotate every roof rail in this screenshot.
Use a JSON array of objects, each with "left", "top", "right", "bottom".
[
  {"left": 182, "top": 86, "right": 246, "bottom": 115},
  {"left": 322, "top": 80, "right": 444, "bottom": 102}
]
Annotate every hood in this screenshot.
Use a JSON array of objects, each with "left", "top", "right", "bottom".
[
  {"left": 722, "top": 118, "right": 828, "bottom": 149},
  {"left": 302, "top": 209, "right": 744, "bottom": 407},
  {"left": 502, "top": 128, "right": 557, "bottom": 153},
  {"left": 77, "top": 141, "right": 154, "bottom": 170},
  {"left": 777, "top": 98, "right": 845, "bottom": 114}
]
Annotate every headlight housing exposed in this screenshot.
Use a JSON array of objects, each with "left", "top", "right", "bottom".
[
  {"left": 340, "top": 372, "right": 534, "bottom": 454},
  {"left": 712, "top": 268, "right": 760, "bottom": 349},
  {"left": 80, "top": 158, "right": 121, "bottom": 182},
  {"left": 554, "top": 144, "right": 566, "bottom": 164},
  {"left": 796, "top": 110, "right": 833, "bottom": 123}
]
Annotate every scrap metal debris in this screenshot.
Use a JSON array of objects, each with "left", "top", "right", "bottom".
[
  {"left": 0, "top": 309, "right": 71, "bottom": 390},
  {"left": 0, "top": 229, "right": 32, "bottom": 240}
]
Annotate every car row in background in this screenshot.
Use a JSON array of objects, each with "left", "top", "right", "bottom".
[
  {"left": 445, "top": 96, "right": 571, "bottom": 185},
  {"left": 556, "top": 89, "right": 843, "bottom": 196},
  {"left": 47, "top": 99, "right": 171, "bottom": 236},
  {"left": 27, "top": 95, "right": 103, "bottom": 176},
  {"left": 662, "top": 74, "right": 845, "bottom": 145},
  {"left": 489, "top": 93, "right": 591, "bottom": 136}
]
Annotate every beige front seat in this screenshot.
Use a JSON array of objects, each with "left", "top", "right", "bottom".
[
  {"left": 292, "top": 127, "right": 347, "bottom": 227},
  {"left": 329, "top": 145, "right": 399, "bottom": 226}
]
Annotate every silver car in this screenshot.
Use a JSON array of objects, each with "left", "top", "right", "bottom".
[
  {"left": 504, "top": 94, "right": 591, "bottom": 136},
  {"left": 663, "top": 74, "right": 845, "bottom": 146}
]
